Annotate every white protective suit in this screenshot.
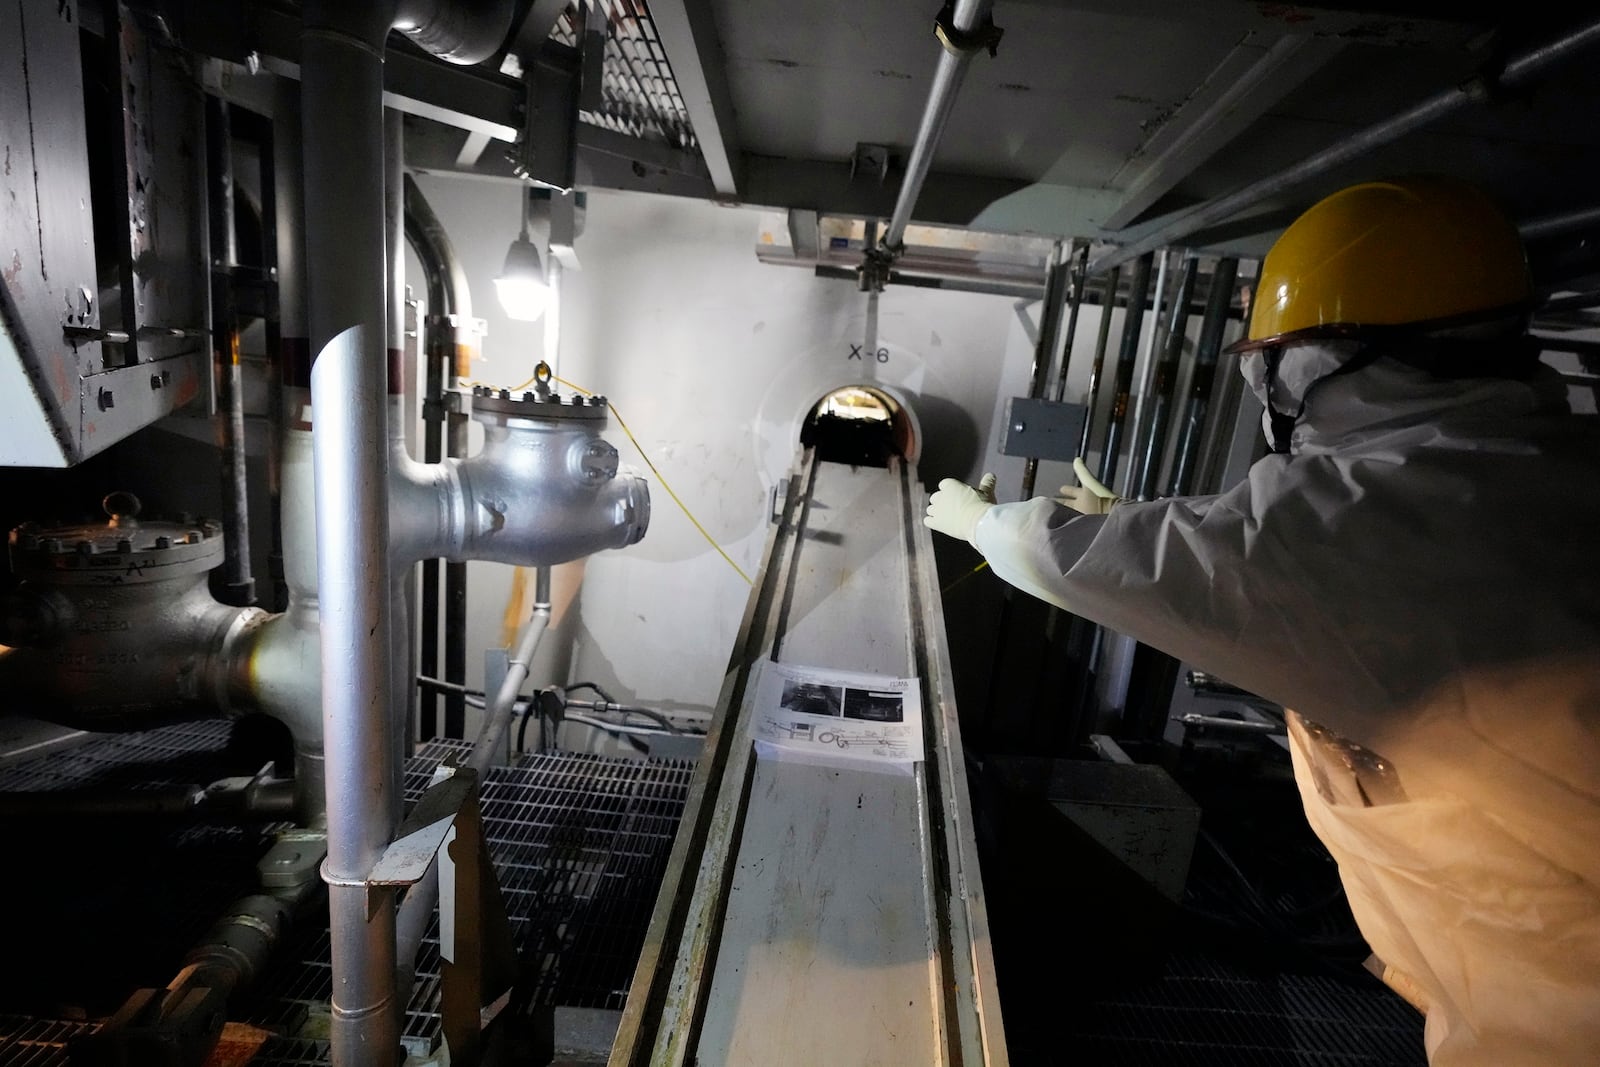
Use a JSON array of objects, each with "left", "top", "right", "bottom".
[{"left": 971, "top": 341, "right": 1600, "bottom": 1066}]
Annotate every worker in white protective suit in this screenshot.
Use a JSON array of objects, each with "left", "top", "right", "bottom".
[{"left": 925, "top": 175, "right": 1600, "bottom": 1066}]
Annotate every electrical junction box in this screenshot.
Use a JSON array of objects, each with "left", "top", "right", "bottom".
[{"left": 1000, "top": 397, "right": 1087, "bottom": 462}]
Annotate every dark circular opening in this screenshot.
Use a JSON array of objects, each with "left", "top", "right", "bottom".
[{"left": 800, "top": 386, "right": 914, "bottom": 468}]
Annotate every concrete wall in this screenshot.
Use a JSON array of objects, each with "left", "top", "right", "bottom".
[
  {"left": 410, "top": 175, "right": 1040, "bottom": 721},
  {"left": 405, "top": 177, "right": 1253, "bottom": 737}
]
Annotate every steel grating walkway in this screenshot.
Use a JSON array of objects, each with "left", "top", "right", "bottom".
[{"left": 0, "top": 723, "right": 695, "bottom": 1067}]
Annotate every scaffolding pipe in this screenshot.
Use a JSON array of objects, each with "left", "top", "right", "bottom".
[
  {"left": 1134, "top": 255, "right": 1199, "bottom": 501},
  {"left": 882, "top": 0, "right": 996, "bottom": 252},
  {"left": 1088, "top": 15, "right": 1600, "bottom": 274},
  {"left": 1096, "top": 252, "right": 1154, "bottom": 488},
  {"left": 1167, "top": 257, "right": 1239, "bottom": 496}
]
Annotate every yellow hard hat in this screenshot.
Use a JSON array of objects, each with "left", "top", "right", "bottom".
[{"left": 1240, "top": 175, "right": 1532, "bottom": 348}]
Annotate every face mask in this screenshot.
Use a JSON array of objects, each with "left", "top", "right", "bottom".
[{"left": 1238, "top": 341, "right": 1379, "bottom": 454}]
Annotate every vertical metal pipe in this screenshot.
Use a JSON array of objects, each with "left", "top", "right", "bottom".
[
  {"left": 882, "top": 0, "right": 995, "bottom": 251},
  {"left": 1134, "top": 255, "right": 1198, "bottom": 501},
  {"left": 1096, "top": 252, "right": 1153, "bottom": 487},
  {"left": 1019, "top": 241, "right": 1067, "bottom": 499},
  {"left": 1076, "top": 267, "right": 1119, "bottom": 459},
  {"left": 207, "top": 95, "right": 256, "bottom": 606},
  {"left": 1048, "top": 241, "right": 1090, "bottom": 405},
  {"left": 301, "top": 2, "right": 401, "bottom": 1061},
  {"left": 1123, "top": 249, "right": 1172, "bottom": 498},
  {"left": 1167, "top": 257, "right": 1239, "bottom": 497},
  {"left": 275, "top": 78, "right": 310, "bottom": 391},
  {"left": 385, "top": 106, "right": 416, "bottom": 781}
]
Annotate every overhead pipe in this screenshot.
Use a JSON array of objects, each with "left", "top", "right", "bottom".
[
  {"left": 393, "top": 0, "right": 515, "bottom": 65},
  {"left": 1088, "top": 16, "right": 1600, "bottom": 274},
  {"left": 877, "top": 0, "right": 1000, "bottom": 264},
  {"left": 1166, "top": 257, "right": 1239, "bottom": 496},
  {"left": 1133, "top": 255, "right": 1198, "bottom": 501}
]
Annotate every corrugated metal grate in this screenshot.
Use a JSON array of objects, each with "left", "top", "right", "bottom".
[
  {"left": 246, "top": 740, "right": 695, "bottom": 1064},
  {"left": 0, "top": 1018, "right": 99, "bottom": 1067},
  {"left": 0, "top": 724, "right": 692, "bottom": 1067},
  {"left": 552, "top": 0, "right": 698, "bottom": 152}
]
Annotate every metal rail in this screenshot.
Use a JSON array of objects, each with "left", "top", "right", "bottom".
[{"left": 610, "top": 451, "right": 1005, "bottom": 1066}]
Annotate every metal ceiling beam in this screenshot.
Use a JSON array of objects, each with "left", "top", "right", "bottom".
[
  {"left": 1101, "top": 33, "right": 1344, "bottom": 231},
  {"left": 1088, "top": 14, "right": 1600, "bottom": 275},
  {"left": 646, "top": 0, "right": 742, "bottom": 196}
]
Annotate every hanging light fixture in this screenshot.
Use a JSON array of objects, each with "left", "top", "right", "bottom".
[{"left": 495, "top": 190, "right": 551, "bottom": 321}]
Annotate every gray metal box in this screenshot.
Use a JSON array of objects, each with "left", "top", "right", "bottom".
[{"left": 1000, "top": 397, "right": 1087, "bottom": 461}]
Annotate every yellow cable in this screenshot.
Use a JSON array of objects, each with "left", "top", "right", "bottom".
[
  {"left": 518, "top": 372, "right": 756, "bottom": 587},
  {"left": 940, "top": 559, "right": 990, "bottom": 595}
]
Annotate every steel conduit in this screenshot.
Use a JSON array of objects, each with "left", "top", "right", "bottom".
[{"left": 883, "top": 0, "right": 996, "bottom": 251}]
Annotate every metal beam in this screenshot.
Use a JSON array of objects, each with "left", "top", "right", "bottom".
[
  {"left": 1102, "top": 33, "right": 1344, "bottom": 230},
  {"left": 645, "top": 0, "right": 742, "bottom": 196},
  {"left": 1088, "top": 15, "right": 1600, "bottom": 274}
]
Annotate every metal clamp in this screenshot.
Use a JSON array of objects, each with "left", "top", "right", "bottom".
[{"left": 934, "top": 3, "right": 1003, "bottom": 57}]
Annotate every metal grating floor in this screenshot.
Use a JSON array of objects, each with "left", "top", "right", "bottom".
[{"left": 0, "top": 723, "right": 694, "bottom": 1067}]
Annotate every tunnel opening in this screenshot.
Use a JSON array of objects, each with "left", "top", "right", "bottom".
[{"left": 800, "top": 385, "right": 915, "bottom": 468}]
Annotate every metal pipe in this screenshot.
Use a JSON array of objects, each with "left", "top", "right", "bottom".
[
  {"left": 1019, "top": 241, "right": 1067, "bottom": 499},
  {"left": 207, "top": 95, "right": 256, "bottom": 607},
  {"left": 1519, "top": 203, "right": 1600, "bottom": 243},
  {"left": 1049, "top": 241, "right": 1090, "bottom": 405},
  {"left": 1077, "top": 267, "right": 1120, "bottom": 459},
  {"left": 469, "top": 567, "right": 552, "bottom": 775},
  {"left": 402, "top": 175, "right": 458, "bottom": 742},
  {"left": 1134, "top": 255, "right": 1198, "bottom": 501},
  {"left": 301, "top": 1, "right": 402, "bottom": 1060},
  {"left": 1123, "top": 249, "right": 1171, "bottom": 496},
  {"left": 882, "top": 0, "right": 996, "bottom": 252},
  {"left": 1167, "top": 257, "right": 1239, "bottom": 496},
  {"left": 1096, "top": 252, "right": 1153, "bottom": 487},
  {"left": 1089, "top": 16, "right": 1600, "bottom": 274},
  {"left": 393, "top": 0, "right": 516, "bottom": 65}
]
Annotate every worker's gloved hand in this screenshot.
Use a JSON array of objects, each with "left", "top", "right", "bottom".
[
  {"left": 925, "top": 473, "right": 997, "bottom": 547},
  {"left": 1055, "top": 457, "right": 1122, "bottom": 515}
]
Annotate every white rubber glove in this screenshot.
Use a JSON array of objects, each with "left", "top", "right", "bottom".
[
  {"left": 925, "top": 473, "right": 997, "bottom": 547},
  {"left": 1055, "top": 457, "right": 1122, "bottom": 515}
]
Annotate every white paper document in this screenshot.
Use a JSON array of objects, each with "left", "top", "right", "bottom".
[{"left": 749, "top": 661, "right": 924, "bottom": 774}]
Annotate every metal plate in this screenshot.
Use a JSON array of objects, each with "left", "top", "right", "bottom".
[{"left": 1000, "top": 396, "right": 1088, "bottom": 462}]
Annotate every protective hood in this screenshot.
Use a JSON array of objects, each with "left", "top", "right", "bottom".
[
  {"left": 1237, "top": 338, "right": 1572, "bottom": 455},
  {"left": 972, "top": 339, "right": 1600, "bottom": 1064}
]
